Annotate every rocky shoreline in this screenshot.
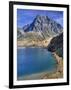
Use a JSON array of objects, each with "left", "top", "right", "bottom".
[{"left": 41, "top": 52, "right": 63, "bottom": 79}]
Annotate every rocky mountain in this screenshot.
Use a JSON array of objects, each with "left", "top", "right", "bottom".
[
  {"left": 47, "top": 33, "right": 63, "bottom": 57},
  {"left": 17, "top": 15, "right": 63, "bottom": 42},
  {"left": 23, "top": 15, "right": 62, "bottom": 36}
]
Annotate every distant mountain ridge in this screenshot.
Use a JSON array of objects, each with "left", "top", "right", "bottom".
[{"left": 17, "top": 15, "right": 63, "bottom": 40}]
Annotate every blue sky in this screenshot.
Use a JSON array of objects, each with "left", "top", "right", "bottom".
[{"left": 17, "top": 9, "right": 63, "bottom": 28}]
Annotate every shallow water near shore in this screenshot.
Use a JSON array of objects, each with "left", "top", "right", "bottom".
[{"left": 17, "top": 47, "right": 57, "bottom": 80}]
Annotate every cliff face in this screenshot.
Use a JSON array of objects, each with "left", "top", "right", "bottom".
[{"left": 47, "top": 33, "right": 63, "bottom": 57}]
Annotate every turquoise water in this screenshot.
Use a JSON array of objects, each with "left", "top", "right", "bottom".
[{"left": 17, "top": 47, "right": 57, "bottom": 77}]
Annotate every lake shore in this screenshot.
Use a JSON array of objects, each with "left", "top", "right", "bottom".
[
  {"left": 17, "top": 70, "right": 56, "bottom": 80},
  {"left": 41, "top": 52, "right": 63, "bottom": 79},
  {"left": 17, "top": 37, "right": 63, "bottom": 80},
  {"left": 17, "top": 52, "right": 63, "bottom": 80}
]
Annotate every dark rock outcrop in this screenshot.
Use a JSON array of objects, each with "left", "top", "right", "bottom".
[{"left": 47, "top": 33, "right": 63, "bottom": 57}]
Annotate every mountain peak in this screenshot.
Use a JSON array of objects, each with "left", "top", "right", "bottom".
[
  {"left": 22, "top": 15, "right": 63, "bottom": 38},
  {"left": 36, "top": 15, "right": 47, "bottom": 18},
  {"left": 35, "top": 15, "right": 49, "bottom": 23}
]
